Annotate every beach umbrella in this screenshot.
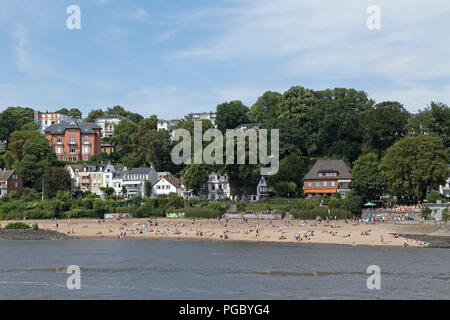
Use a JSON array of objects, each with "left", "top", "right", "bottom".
[{"left": 364, "top": 202, "right": 376, "bottom": 207}]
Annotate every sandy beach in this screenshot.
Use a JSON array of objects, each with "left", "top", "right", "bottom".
[{"left": 3, "top": 218, "right": 446, "bottom": 247}]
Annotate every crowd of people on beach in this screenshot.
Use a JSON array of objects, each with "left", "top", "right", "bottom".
[{"left": 22, "top": 212, "right": 432, "bottom": 248}]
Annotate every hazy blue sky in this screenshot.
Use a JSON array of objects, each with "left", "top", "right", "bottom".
[{"left": 1, "top": 0, "right": 450, "bottom": 119}]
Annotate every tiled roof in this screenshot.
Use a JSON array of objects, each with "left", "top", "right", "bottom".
[
  {"left": 44, "top": 121, "right": 101, "bottom": 134},
  {"left": 304, "top": 160, "right": 352, "bottom": 180},
  {"left": 94, "top": 115, "right": 128, "bottom": 121},
  {"left": 165, "top": 176, "right": 181, "bottom": 188},
  {"left": 0, "top": 169, "right": 15, "bottom": 180}
]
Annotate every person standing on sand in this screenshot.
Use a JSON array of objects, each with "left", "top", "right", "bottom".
[{"left": 380, "top": 234, "right": 384, "bottom": 243}]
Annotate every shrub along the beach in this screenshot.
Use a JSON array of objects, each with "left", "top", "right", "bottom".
[
  {"left": 200, "top": 202, "right": 230, "bottom": 214},
  {"left": 4, "top": 222, "right": 31, "bottom": 230},
  {"left": 291, "top": 207, "right": 353, "bottom": 220},
  {"left": 421, "top": 207, "right": 432, "bottom": 219},
  {"left": 443, "top": 208, "right": 449, "bottom": 221},
  {"left": 184, "top": 207, "right": 221, "bottom": 219}
]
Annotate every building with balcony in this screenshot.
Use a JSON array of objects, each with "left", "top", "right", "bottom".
[
  {"left": 188, "top": 112, "right": 216, "bottom": 127},
  {"left": 34, "top": 110, "right": 73, "bottom": 134},
  {"left": 94, "top": 115, "right": 127, "bottom": 138},
  {"left": 157, "top": 119, "right": 180, "bottom": 132},
  {"left": 303, "top": 160, "right": 352, "bottom": 198},
  {"left": 44, "top": 121, "right": 102, "bottom": 162},
  {"left": 118, "top": 167, "right": 159, "bottom": 199},
  {"left": 198, "top": 173, "right": 231, "bottom": 200},
  {"left": 0, "top": 169, "right": 23, "bottom": 198},
  {"left": 101, "top": 141, "right": 118, "bottom": 155}
]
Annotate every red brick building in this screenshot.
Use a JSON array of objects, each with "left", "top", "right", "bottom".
[
  {"left": 303, "top": 160, "right": 352, "bottom": 198},
  {"left": 44, "top": 121, "right": 102, "bottom": 162},
  {"left": 0, "top": 169, "right": 23, "bottom": 198}
]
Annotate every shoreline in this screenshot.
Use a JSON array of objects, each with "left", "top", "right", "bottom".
[
  {"left": 2, "top": 218, "right": 446, "bottom": 247},
  {"left": 0, "top": 229, "right": 74, "bottom": 240}
]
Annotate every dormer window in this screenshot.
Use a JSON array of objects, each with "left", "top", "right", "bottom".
[{"left": 319, "top": 171, "right": 338, "bottom": 177}]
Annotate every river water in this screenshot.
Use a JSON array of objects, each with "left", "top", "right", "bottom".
[{"left": 0, "top": 240, "right": 448, "bottom": 299}]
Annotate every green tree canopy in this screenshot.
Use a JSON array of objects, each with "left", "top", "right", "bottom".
[
  {"left": 362, "top": 101, "right": 410, "bottom": 157},
  {"left": 268, "top": 154, "right": 309, "bottom": 196},
  {"left": 275, "top": 86, "right": 318, "bottom": 121},
  {"left": 0, "top": 107, "right": 34, "bottom": 142},
  {"left": 68, "top": 108, "right": 82, "bottom": 119},
  {"left": 113, "top": 120, "right": 138, "bottom": 153},
  {"left": 249, "top": 91, "right": 281, "bottom": 123},
  {"left": 43, "top": 167, "right": 72, "bottom": 199},
  {"left": 215, "top": 100, "right": 249, "bottom": 133},
  {"left": 181, "top": 164, "right": 209, "bottom": 195},
  {"left": 352, "top": 152, "right": 385, "bottom": 201},
  {"left": 381, "top": 135, "right": 447, "bottom": 200},
  {"left": 86, "top": 109, "right": 105, "bottom": 122}
]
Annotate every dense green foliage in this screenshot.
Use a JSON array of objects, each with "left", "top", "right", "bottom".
[
  {"left": 352, "top": 153, "right": 384, "bottom": 202},
  {"left": 4, "top": 222, "right": 31, "bottom": 230},
  {"left": 381, "top": 135, "right": 447, "bottom": 200},
  {"left": 0, "top": 85, "right": 449, "bottom": 213}
]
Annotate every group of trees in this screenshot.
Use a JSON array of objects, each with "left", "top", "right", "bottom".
[
  {"left": 0, "top": 110, "right": 61, "bottom": 191},
  {"left": 183, "top": 86, "right": 449, "bottom": 203},
  {"left": 85, "top": 105, "right": 144, "bottom": 123},
  {"left": 0, "top": 85, "right": 449, "bottom": 206}
]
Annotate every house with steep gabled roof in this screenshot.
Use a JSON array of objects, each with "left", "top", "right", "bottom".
[
  {"left": 303, "top": 160, "right": 352, "bottom": 198},
  {"left": 152, "top": 172, "right": 183, "bottom": 197},
  {"left": 0, "top": 169, "right": 23, "bottom": 198}
]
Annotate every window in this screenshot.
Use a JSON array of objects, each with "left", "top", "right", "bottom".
[
  {"left": 15, "top": 182, "right": 18, "bottom": 188},
  {"left": 84, "top": 136, "right": 89, "bottom": 143},
  {"left": 56, "top": 146, "right": 63, "bottom": 154},
  {"left": 57, "top": 136, "right": 62, "bottom": 143},
  {"left": 73, "top": 157, "right": 77, "bottom": 161},
  {"left": 308, "top": 182, "right": 312, "bottom": 187},
  {"left": 70, "top": 136, "right": 75, "bottom": 143},
  {"left": 70, "top": 147, "right": 76, "bottom": 153},
  {"left": 331, "top": 181, "right": 335, "bottom": 187},
  {"left": 324, "top": 181, "right": 327, "bottom": 187}
]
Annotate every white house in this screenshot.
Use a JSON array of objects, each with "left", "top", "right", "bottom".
[
  {"left": 118, "top": 167, "right": 159, "bottom": 199},
  {"left": 152, "top": 173, "right": 182, "bottom": 197},
  {"left": 188, "top": 112, "right": 216, "bottom": 127},
  {"left": 34, "top": 110, "right": 73, "bottom": 134},
  {"left": 439, "top": 167, "right": 450, "bottom": 198},
  {"left": 198, "top": 173, "right": 231, "bottom": 200},
  {"left": 157, "top": 119, "right": 180, "bottom": 132},
  {"left": 243, "top": 176, "right": 269, "bottom": 201},
  {"left": 94, "top": 115, "right": 128, "bottom": 138}
]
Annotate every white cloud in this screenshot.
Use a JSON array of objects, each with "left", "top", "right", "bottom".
[
  {"left": 131, "top": 8, "right": 149, "bottom": 23},
  {"left": 172, "top": 0, "right": 450, "bottom": 110},
  {"left": 11, "top": 24, "right": 32, "bottom": 73}
]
